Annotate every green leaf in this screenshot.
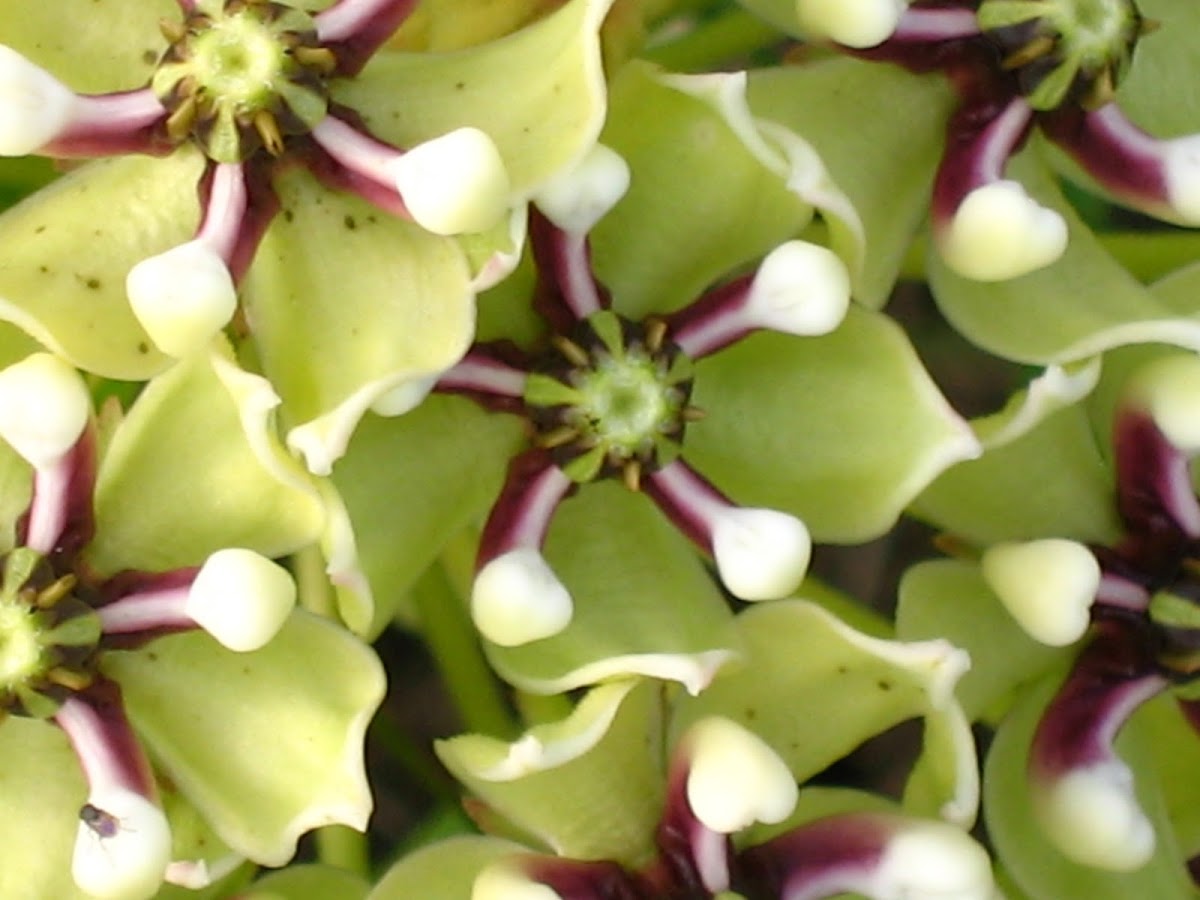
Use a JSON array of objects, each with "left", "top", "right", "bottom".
[
  {"left": 436, "top": 679, "right": 664, "bottom": 866},
  {"left": 86, "top": 347, "right": 325, "bottom": 575},
  {"left": 485, "top": 482, "right": 739, "bottom": 695},
  {"left": 685, "top": 308, "right": 979, "bottom": 542},
  {"left": 104, "top": 611, "right": 385, "bottom": 866}
]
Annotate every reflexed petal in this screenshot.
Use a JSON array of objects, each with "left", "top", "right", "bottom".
[
  {"left": 86, "top": 347, "right": 324, "bottom": 575},
  {"left": 674, "top": 600, "right": 979, "bottom": 826},
  {"left": 334, "top": 0, "right": 612, "bottom": 197},
  {"left": 484, "top": 483, "right": 738, "bottom": 696},
  {"left": 370, "top": 836, "right": 529, "bottom": 900},
  {"left": 103, "top": 611, "right": 385, "bottom": 866},
  {"left": 748, "top": 59, "right": 955, "bottom": 307},
  {"left": 928, "top": 151, "right": 1200, "bottom": 364},
  {"left": 241, "top": 864, "right": 372, "bottom": 900},
  {"left": 686, "top": 308, "right": 979, "bottom": 541},
  {"left": 2, "top": 0, "right": 173, "bottom": 93},
  {"left": 242, "top": 168, "right": 478, "bottom": 475},
  {"left": 436, "top": 679, "right": 663, "bottom": 865},
  {"left": 0, "top": 152, "right": 202, "bottom": 379}
]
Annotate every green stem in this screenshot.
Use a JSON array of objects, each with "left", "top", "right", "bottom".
[
  {"left": 644, "top": 7, "right": 782, "bottom": 72},
  {"left": 292, "top": 542, "right": 336, "bottom": 619},
  {"left": 315, "top": 824, "right": 369, "bottom": 877},
  {"left": 413, "top": 533, "right": 517, "bottom": 738}
]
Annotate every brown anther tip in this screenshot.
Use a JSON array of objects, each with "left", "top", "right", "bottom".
[
  {"left": 1140, "top": 17, "right": 1161, "bottom": 35},
  {"left": 254, "top": 110, "right": 286, "bottom": 157},
  {"left": 46, "top": 667, "right": 93, "bottom": 692},
  {"left": 536, "top": 425, "right": 579, "bottom": 449},
  {"left": 931, "top": 532, "right": 981, "bottom": 561},
  {"left": 36, "top": 574, "right": 77, "bottom": 608},
  {"left": 645, "top": 318, "right": 669, "bottom": 353},
  {"left": 294, "top": 45, "right": 339, "bottom": 75},
  {"left": 1001, "top": 34, "right": 1057, "bottom": 71},
  {"left": 1084, "top": 69, "right": 1116, "bottom": 110},
  {"left": 682, "top": 405, "right": 707, "bottom": 422},
  {"left": 552, "top": 336, "right": 591, "bottom": 368},
  {"left": 159, "top": 17, "right": 188, "bottom": 44},
  {"left": 622, "top": 460, "right": 642, "bottom": 492},
  {"left": 165, "top": 95, "right": 199, "bottom": 142}
]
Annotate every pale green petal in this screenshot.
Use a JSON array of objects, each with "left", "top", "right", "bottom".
[
  {"left": 911, "top": 390, "right": 1120, "bottom": 547},
  {"left": 685, "top": 308, "right": 979, "bottom": 542},
  {"left": 748, "top": 60, "right": 954, "bottom": 307},
  {"left": 897, "top": 560, "right": 1066, "bottom": 721},
  {"left": 240, "top": 864, "right": 371, "bottom": 900},
  {"left": 437, "top": 679, "right": 664, "bottom": 866},
  {"left": 333, "top": 0, "right": 613, "bottom": 197},
  {"left": 3, "top": 0, "right": 172, "bottom": 93},
  {"left": 0, "top": 333, "right": 40, "bottom": 553},
  {"left": 929, "top": 149, "right": 1200, "bottom": 363},
  {"left": 673, "top": 600, "right": 979, "bottom": 827},
  {"left": 0, "top": 153, "right": 202, "bottom": 379},
  {"left": 369, "top": 836, "right": 527, "bottom": 900},
  {"left": 1109, "top": 0, "right": 1200, "bottom": 138},
  {"left": 390, "top": 0, "right": 553, "bottom": 50},
  {"left": 332, "top": 395, "right": 525, "bottom": 636},
  {"left": 86, "top": 346, "right": 325, "bottom": 575},
  {"left": 243, "top": 168, "right": 477, "bottom": 476},
  {"left": 985, "top": 674, "right": 1195, "bottom": 899},
  {"left": 0, "top": 717, "right": 88, "bottom": 899},
  {"left": 485, "top": 482, "right": 738, "bottom": 695},
  {"left": 104, "top": 611, "right": 385, "bottom": 866},
  {"left": 591, "top": 63, "right": 818, "bottom": 320}
]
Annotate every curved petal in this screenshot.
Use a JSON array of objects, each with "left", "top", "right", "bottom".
[
  {"left": 591, "top": 63, "right": 823, "bottom": 321},
  {"left": 3, "top": 0, "right": 173, "bottom": 93},
  {"left": 484, "top": 482, "right": 739, "bottom": 696},
  {"left": 333, "top": 0, "right": 613, "bottom": 197},
  {"left": 1109, "top": 0, "right": 1200, "bottom": 138},
  {"left": 673, "top": 600, "right": 979, "bottom": 826},
  {"left": 0, "top": 331, "right": 41, "bottom": 552},
  {"left": 929, "top": 148, "right": 1200, "bottom": 364},
  {"left": 0, "top": 152, "right": 203, "bottom": 379},
  {"left": 369, "top": 836, "right": 528, "bottom": 900},
  {"left": 0, "top": 717, "right": 89, "bottom": 899},
  {"left": 747, "top": 58, "right": 955, "bottom": 307},
  {"left": 86, "top": 347, "right": 325, "bottom": 575},
  {"left": 242, "top": 168, "right": 478, "bottom": 475},
  {"left": 242, "top": 864, "right": 371, "bottom": 900},
  {"left": 985, "top": 672, "right": 1194, "bottom": 898},
  {"left": 685, "top": 308, "right": 979, "bottom": 542},
  {"left": 912, "top": 371, "right": 1121, "bottom": 546},
  {"left": 436, "top": 679, "right": 664, "bottom": 866},
  {"left": 102, "top": 611, "right": 385, "bottom": 866},
  {"left": 331, "top": 394, "right": 524, "bottom": 636}
]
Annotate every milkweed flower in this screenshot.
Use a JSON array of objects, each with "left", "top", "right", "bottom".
[
  {"left": 900, "top": 337, "right": 1200, "bottom": 894},
  {"left": 0, "top": 0, "right": 613, "bottom": 473},
  {"left": 0, "top": 340, "right": 383, "bottom": 899},
  {"left": 332, "top": 63, "right": 979, "bottom": 692},
  {"left": 365, "top": 600, "right": 988, "bottom": 900}
]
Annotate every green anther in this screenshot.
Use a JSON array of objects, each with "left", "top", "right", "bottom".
[
  {"left": 1148, "top": 589, "right": 1200, "bottom": 632},
  {"left": 978, "top": 0, "right": 1146, "bottom": 110}
]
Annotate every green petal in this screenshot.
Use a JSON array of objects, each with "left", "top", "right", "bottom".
[
  {"left": 1137, "top": 697, "right": 1200, "bottom": 862},
  {"left": 985, "top": 674, "right": 1194, "bottom": 899},
  {"left": 748, "top": 60, "right": 955, "bottom": 307},
  {"left": 333, "top": 0, "right": 613, "bottom": 197},
  {"left": 242, "top": 168, "right": 478, "bottom": 476},
  {"left": 1111, "top": 0, "right": 1200, "bottom": 137},
  {"left": 86, "top": 347, "right": 325, "bottom": 575},
  {"left": 0, "top": 335, "right": 41, "bottom": 553},
  {"left": 929, "top": 149, "right": 1200, "bottom": 364},
  {"left": 685, "top": 308, "right": 979, "bottom": 542},
  {"left": 103, "top": 611, "right": 385, "bottom": 866},
  {"left": 331, "top": 395, "right": 524, "bottom": 637},
  {"left": 0, "top": 717, "right": 88, "bottom": 899},
  {"left": 896, "top": 560, "right": 1066, "bottom": 722},
  {"left": 590, "top": 62, "right": 838, "bottom": 320},
  {"left": 485, "top": 482, "right": 739, "bottom": 695},
  {"left": 3, "top": 0, "right": 172, "bottom": 93},
  {"left": 369, "top": 836, "right": 527, "bottom": 900},
  {"left": 911, "top": 365, "right": 1121, "bottom": 546},
  {"left": 436, "top": 679, "right": 664, "bottom": 866},
  {"left": 0, "top": 152, "right": 202, "bottom": 379},
  {"left": 240, "top": 864, "right": 371, "bottom": 900},
  {"left": 673, "top": 600, "right": 980, "bottom": 826}
]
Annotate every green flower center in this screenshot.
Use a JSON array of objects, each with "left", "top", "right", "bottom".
[
  {"left": 524, "top": 311, "right": 696, "bottom": 487},
  {"left": 977, "top": 0, "right": 1151, "bottom": 110},
  {"left": 0, "top": 548, "right": 101, "bottom": 719},
  {"left": 152, "top": 0, "right": 335, "bottom": 163}
]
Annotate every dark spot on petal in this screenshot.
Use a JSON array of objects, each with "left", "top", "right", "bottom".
[
  {"left": 137, "top": 341, "right": 150, "bottom": 354},
  {"left": 367, "top": 214, "right": 377, "bottom": 224},
  {"left": 745, "top": 707, "right": 757, "bottom": 720},
  {"left": 455, "top": 81, "right": 465, "bottom": 90},
  {"left": 34, "top": 225, "right": 45, "bottom": 234},
  {"left": 146, "top": 651, "right": 158, "bottom": 662},
  {"left": 38, "top": 265, "right": 49, "bottom": 274},
  {"left": 877, "top": 679, "right": 893, "bottom": 691},
  {"left": 242, "top": 666, "right": 252, "bottom": 675},
  {"left": 283, "top": 209, "right": 294, "bottom": 222},
  {"left": 344, "top": 214, "right": 357, "bottom": 230},
  {"left": 86, "top": 278, "right": 101, "bottom": 290},
  {"left": 836, "top": 665, "right": 848, "bottom": 674},
  {"left": 142, "top": 49, "right": 158, "bottom": 65}
]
